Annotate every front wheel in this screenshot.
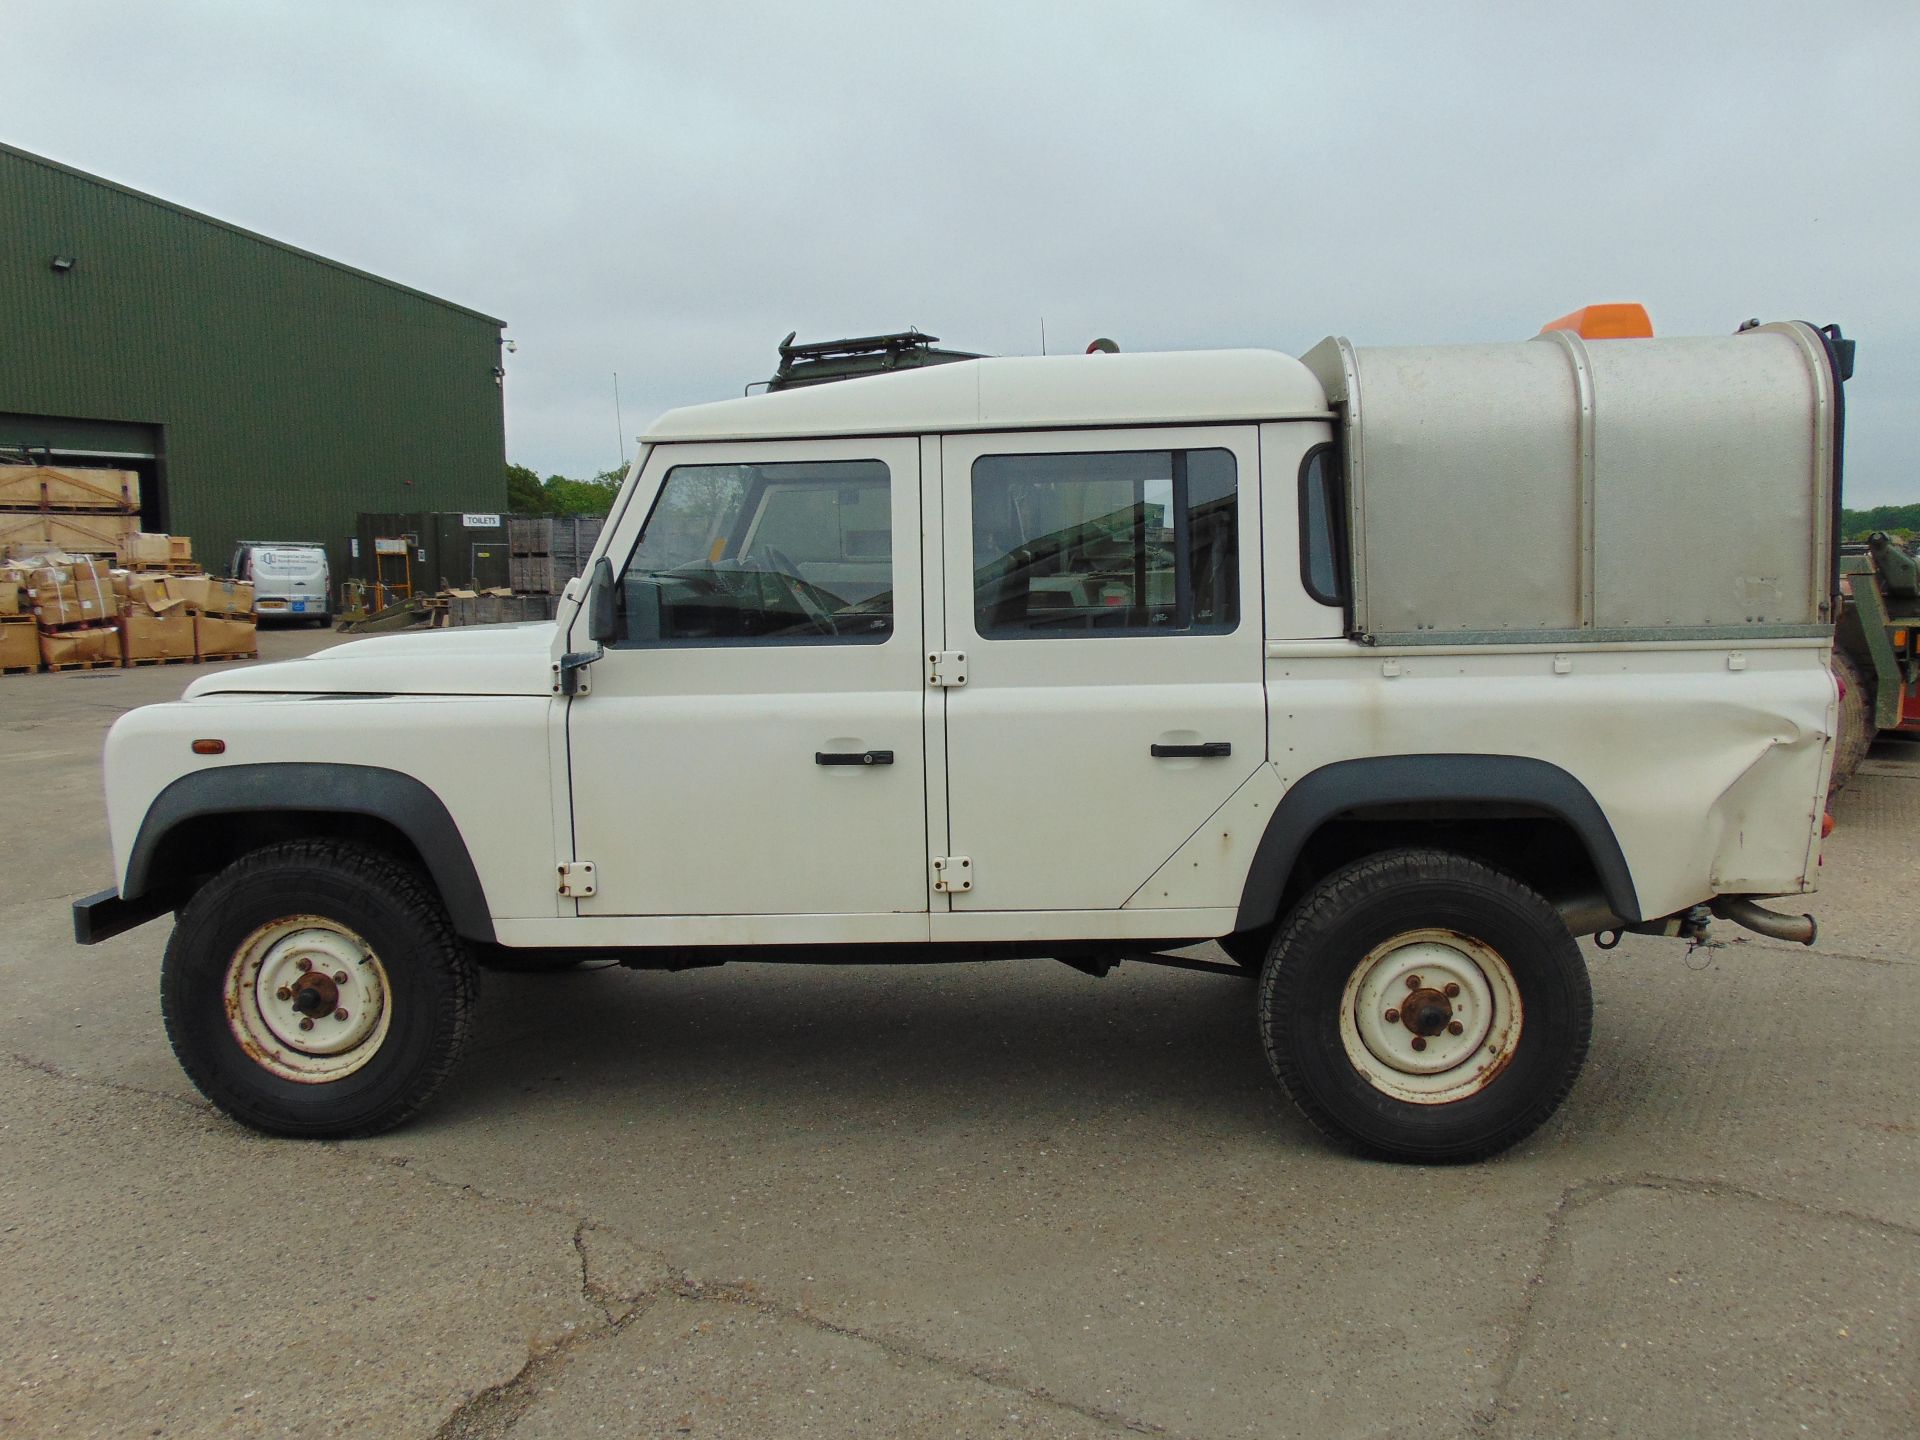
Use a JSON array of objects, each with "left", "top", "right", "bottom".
[
  {"left": 1259, "top": 848, "right": 1592, "bottom": 1163},
  {"left": 161, "top": 840, "right": 477, "bottom": 1138}
]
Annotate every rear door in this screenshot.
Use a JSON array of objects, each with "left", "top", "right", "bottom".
[{"left": 935, "top": 427, "right": 1267, "bottom": 912}]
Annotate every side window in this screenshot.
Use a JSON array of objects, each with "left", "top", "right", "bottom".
[
  {"left": 614, "top": 459, "right": 892, "bottom": 647},
  {"left": 1297, "top": 444, "right": 1346, "bottom": 608},
  {"left": 971, "top": 448, "right": 1238, "bottom": 637}
]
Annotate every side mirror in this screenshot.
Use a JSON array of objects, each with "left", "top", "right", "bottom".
[{"left": 586, "top": 556, "right": 619, "bottom": 645}]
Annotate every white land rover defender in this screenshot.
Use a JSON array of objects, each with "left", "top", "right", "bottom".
[{"left": 75, "top": 314, "right": 1852, "bottom": 1163}]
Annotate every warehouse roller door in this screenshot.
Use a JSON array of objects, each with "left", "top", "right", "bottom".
[{"left": 0, "top": 411, "right": 166, "bottom": 533}]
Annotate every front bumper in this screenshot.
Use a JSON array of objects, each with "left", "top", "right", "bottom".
[{"left": 72, "top": 887, "right": 176, "bottom": 945}]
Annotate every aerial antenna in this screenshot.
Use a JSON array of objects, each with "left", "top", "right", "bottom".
[
  {"left": 613, "top": 372, "right": 627, "bottom": 466},
  {"left": 1040, "top": 316, "right": 1047, "bottom": 355}
]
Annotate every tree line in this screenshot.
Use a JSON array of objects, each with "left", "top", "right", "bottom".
[
  {"left": 506, "top": 462, "right": 626, "bottom": 517},
  {"left": 1841, "top": 503, "right": 1920, "bottom": 540}
]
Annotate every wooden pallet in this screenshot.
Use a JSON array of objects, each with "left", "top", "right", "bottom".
[
  {"left": 1, "top": 663, "right": 37, "bottom": 676},
  {"left": 196, "top": 650, "right": 259, "bottom": 664},
  {"left": 124, "top": 654, "right": 196, "bottom": 667},
  {"left": 42, "top": 658, "right": 121, "bottom": 673}
]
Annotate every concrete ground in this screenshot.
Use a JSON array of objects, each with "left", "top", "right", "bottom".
[{"left": 1, "top": 628, "right": 1914, "bottom": 1439}]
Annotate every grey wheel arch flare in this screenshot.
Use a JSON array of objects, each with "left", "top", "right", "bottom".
[
  {"left": 122, "top": 763, "right": 495, "bottom": 942},
  {"left": 1232, "top": 754, "right": 1641, "bottom": 933}
]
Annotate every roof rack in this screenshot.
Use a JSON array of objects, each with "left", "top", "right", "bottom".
[{"left": 762, "top": 327, "right": 983, "bottom": 392}]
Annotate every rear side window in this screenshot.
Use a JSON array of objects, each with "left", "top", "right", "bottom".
[
  {"left": 971, "top": 448, "right": 1238, "bottom": 637},
  {"left": 1298, "top": 445, "right": 1347, "bottom": 608}
]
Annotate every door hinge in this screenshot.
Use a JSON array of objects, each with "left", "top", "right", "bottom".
[
  {"left": 932, "top": 855, "right": 972, "bottom": 893},
  {"left": 557, "top": 861, "right": 598, "bottom": 898},
  {"left": 927, "top": 650, "right": 968, "bottom": 688},
  {"left": 553, "top": 648, "right": 601, "bottom": 697}
]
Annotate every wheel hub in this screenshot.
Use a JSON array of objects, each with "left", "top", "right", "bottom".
[
  {"left": 287, "top": 974, "right": 338, "bottom": 1017},
  {"left": 1338, "top": 931, "right": 1524, "bottom": 1105},
  {"left": 1400, "top": 987, "right": 1453, "bottom": 1037}
]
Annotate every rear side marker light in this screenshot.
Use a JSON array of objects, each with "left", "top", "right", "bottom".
[
  {"left": 1822, "top": 812, "right": 1836, "bottom": 839},
  {"left": 192, "top": 739, "right": 226, "bottom": 755}
]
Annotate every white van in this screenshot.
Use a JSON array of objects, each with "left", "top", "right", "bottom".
[{"left": 231, "top": 541, "right": 330, "bottom": 626}]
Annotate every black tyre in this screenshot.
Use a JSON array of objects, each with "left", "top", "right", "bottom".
[
  {"left": 1830, "top": 652, "right": 1874, "bottom": 795},
  {"left": 161, "top": 840, "right": 477, "bottom": 1138},
  {"left": 1258, "top": 848, "right": 1591, "bottom": 1163}
]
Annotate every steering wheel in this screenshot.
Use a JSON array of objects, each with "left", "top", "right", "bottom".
[{"left": 761, "top": 545, "right": 837, "bottom": 634}]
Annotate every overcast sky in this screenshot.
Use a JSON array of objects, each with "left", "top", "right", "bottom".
[{"left": 8, "top": 1, "right": 1916, "bottom": 504}]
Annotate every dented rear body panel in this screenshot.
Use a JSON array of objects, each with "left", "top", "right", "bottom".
[{"left": 1254, "top": 638, "right": 1834, "bottom": 920}]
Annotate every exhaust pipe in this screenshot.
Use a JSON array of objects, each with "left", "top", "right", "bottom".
[
  {"left": 1711, "top": 896, "right": 1818, "bottom": 946},
  {"left": 1555, "top": 893, "right": 1623, "bottom": 937}
]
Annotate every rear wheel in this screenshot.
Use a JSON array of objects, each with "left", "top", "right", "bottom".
[
  {"left": 1259, "top": 848, "right": 1591, "bottom": 1163},
  {"left": 1830, "top": 651, "right": 1874, "bottom": 794},
  {"left": 161, "top": 840, "right": 477, "bottom": 1137}
]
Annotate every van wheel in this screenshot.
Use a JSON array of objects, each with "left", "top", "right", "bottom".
[
  {"left": 161, "top": 840, "right": 477, "bottom": 1138},
  {"left": 1258, "top": 848, "right": 1591, "bottom": 1163}
]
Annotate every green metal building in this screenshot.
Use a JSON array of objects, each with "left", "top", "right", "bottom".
[{"left": 0, "top": 143, "right": 506, "bottom": 583}]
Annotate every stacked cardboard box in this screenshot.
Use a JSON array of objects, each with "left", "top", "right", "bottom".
[
  {"left": 0, "top": 548, "right": 258, "bottom": 676},
  {"left": 0, "top": 568, "right": 34, "bottom": 672},
  {"left": 173, "top": 575, "right": 257, "bottom": 659},
  {"left": 0, "top": 465, "right": 141, "bottom": 559},
  {"left": 26, "top": 556, "right": 121, "bottom": 670},
  {"left": 115, "top": 573, "right": 196, "bottom": 665}
]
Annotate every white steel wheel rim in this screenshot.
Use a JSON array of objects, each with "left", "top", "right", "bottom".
[
  {"left": 225, "top": 915, "right": 392, "bottom": 1084},
  {"left": 1337, "top": 928, "right": 1523, "bottom": 1106}
]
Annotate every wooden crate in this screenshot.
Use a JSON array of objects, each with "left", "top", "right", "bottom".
[
  {"left": 0, "top": 465, "right": 140, "bottom": 512},
  {"left": 510, "top": 554, "right": 555, "bottom": 594},
  {"left": 1, "top": 509, "right": 137, "bottom": 555}
]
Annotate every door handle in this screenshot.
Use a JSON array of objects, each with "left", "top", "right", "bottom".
[
  {"left": 1150, "top": 741, "right": 1232, "bottom": 759},
  {"left": 815, "top": 750, "right": 895, "bottom": 766}
]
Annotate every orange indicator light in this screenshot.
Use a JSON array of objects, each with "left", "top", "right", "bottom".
[{"left": 1539, "top": 303, "right": 1654, "bottom": 340}]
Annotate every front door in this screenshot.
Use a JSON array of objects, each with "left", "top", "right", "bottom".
[
  {"left": 567, "top": 437, "right": 929, "bottom": 917},
  {"left": 936, "top": 426, "right": 1268, "bottom": 912}
]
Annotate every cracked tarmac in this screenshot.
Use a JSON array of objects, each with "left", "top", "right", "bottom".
[{"left": 1, "top": 631, "right": 1915, "bottom": 1438}]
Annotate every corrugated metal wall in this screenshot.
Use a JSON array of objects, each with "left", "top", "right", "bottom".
[{"left": 0, "top": 144, "right": 506, "bottom": 583}]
